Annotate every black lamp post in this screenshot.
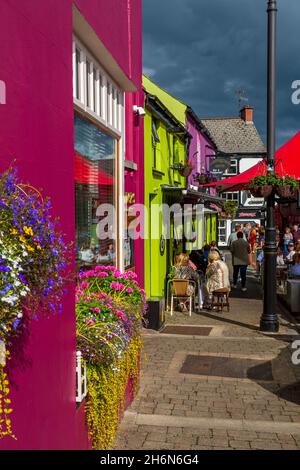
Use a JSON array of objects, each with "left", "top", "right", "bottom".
[{"left": 260, "top": 0, "right": 279, "bottom": 332}]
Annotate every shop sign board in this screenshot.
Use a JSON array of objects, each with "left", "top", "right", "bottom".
[{"left": 209, "top": 157, "right": 231, "bottom": 177}]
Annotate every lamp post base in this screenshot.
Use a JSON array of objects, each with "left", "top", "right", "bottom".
[{"left": 260, "top": 315, "right": 279, "bottom": 332}]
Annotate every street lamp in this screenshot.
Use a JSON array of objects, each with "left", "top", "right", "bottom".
[{"left": 260, "top": 0, "right": 279, "bottom": 332}]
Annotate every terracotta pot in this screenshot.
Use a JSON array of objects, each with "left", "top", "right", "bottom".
[
  {"left": 275, "top": 185, "right": 295, "bottom": 198},
  {"left": 248, "top": 184, "right": 273, "bottom": 198}
]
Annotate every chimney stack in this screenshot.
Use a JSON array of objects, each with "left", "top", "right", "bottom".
[{"left": 240, "top": 105, "right": 253, "bottom": 123}]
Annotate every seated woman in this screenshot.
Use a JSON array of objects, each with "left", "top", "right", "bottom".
[
  {"left": 204, "top": 251, "right": 230, "bottom": 309},
  {"left": 172, "top": 253, "right": 202, "bottom": 311},
  {"left": 210, "top": 241, "right": 225, "bottom": 261}
]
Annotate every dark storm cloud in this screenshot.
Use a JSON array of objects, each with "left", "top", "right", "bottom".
[{"left": 143, "top": 0, "right": 300, "bottom": 147}]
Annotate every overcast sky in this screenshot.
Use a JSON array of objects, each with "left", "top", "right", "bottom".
[{"left": 143, "top": 0, "right": 300, "bottom": 148}]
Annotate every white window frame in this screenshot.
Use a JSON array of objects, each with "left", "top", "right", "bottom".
[
  {"left": 222, "top": 191, "right": 239, "bottom": 202},
  {"left": 73, "top": 35, "right": 126, "bottom": 272},
  {"left": 224, "top": 158, "right": 238, "bottom": 176},
  {"left": 72, "top": 35, "right": 124, "bottom": 136}
]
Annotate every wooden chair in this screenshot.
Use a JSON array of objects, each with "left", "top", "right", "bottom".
[
  {"left": 212, "top": 288, "right": 230, "bottom": 312},
  {"left": 168, "top": 279, "right": 196, "bottom": 317}
]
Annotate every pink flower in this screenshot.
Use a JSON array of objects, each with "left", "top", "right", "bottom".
[
  {"left": 75, "top": 288, "right": 84, "bottom": 296},
  {"left": 126, "top": 287, "right": 133, "bottom": 294},
  {"left": 97, "top": 272, "right": 109, "bottom": 278},
  {"left": 80, "top": 281, "right": 89, "bottom": 289},
  {"left": 113, "top": 269, "right": 122, "bottom": 278},
  {"left": 115, "top": 309, "right": 126, "bottom": 321},
  {"left": 91, "top": 307, "right": 101, "bottom": 313},
  {"left": 110, "top": 281, "right": 125, "bottom": 291},
  {"left": 107, "top": 303, "right": 112, "bottom": 309},
  {"left": 75, "top": 295, "right": 79, "bottom": 302},
  {"left": 87, "top": 319, "right": 95, "bottom": 325},
  {"left": 98, "top": 291, "right": 108, "bottom": 298}
]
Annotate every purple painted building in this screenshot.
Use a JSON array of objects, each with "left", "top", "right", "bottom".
[
  {"left": 0, "top": 0, "right": 143, "bottom": 450},
  {"left": 185, "top": 107, "right": 221, "bottom": 245},
  {"left": 186, "top": 107, "right": 217, "bottom": 189}
]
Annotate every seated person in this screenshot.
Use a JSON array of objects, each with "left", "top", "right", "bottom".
[
  {"left": 202, "top": 244, "right": 211, "bottom": 263},
  {"left": 277, "top": 248, "right": 285, "bottom": 266},
  {"left": 189, "top": 250, "right": 203, "bottom": 271},
  {"left": 107, "top": 242, "right": 116, "bottom": 261},
  {"left": 172, "top": 253, "right": 200, "bottom": 312},
  {"left": 291, "top": 253, "right": 300, "bottom": 278},
  {"left": 79, "top": 242, "right": 95, "bottom": 264},
  {"left": 189, "top": 249, "right": 205, "bottom": 273},
  {"left": 285, "top": 241, "right": 295, "bottom": 262},
  {"left": 204, "top": 251, "right": 230, "bottom": 308},
  {"left": 210, "top": 241, "right": 225, "bottom": 261}
]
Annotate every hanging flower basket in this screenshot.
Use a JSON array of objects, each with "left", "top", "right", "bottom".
[
  {"left": 221, "top": 201, "right": 237, "bottom": 220},
  {"left": 195, "top": 174, "right": 208, "bottom": 185},
  {"left": 275, "top": 176, "right": 299, "bottom": 199},
  {"left": 171, "top": 160, "right": 193, "bottom": 177},
  {"left": 247, "top": 174, "right": 277, "bottom": 198},
  {"left": 248, "top": 184, "right": 273, "bottom": 198},
  {"left": 178, "top": 165, "right": 192, "bottom": 177},
  {"left": 220, "top": 211, "right": 232, "bottom": 219},
  {"left": 275, "top": 185, "right": 295, "bottom": 198}
]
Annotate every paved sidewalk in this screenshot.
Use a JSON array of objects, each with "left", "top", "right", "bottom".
[{"left": 114, "top": 271, "right": 300, "bottom": 450}]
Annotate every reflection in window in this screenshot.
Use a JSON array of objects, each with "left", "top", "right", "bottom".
[{"left": 74, "top": 114, "right": 116, "bottom": 269}]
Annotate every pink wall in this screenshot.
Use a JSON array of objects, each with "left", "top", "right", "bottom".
[
  {"left": 125, "top": 91, "right": 144, "bottom": 286},
  {"left": 0, "top": 0, "right": 142, "bottom": 449}
]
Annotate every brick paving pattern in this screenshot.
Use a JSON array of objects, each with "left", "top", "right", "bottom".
[{"left": 114, "top": 267, "right": 300, "bottom": 450}]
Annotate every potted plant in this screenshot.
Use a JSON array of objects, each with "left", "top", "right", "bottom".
[
  {"left": 247, "top": 173, "right": 277, "bottom": 197},
  {"left": 221, "top": 200, "right": 238, "bottom": 219},
  {"left": 171, "top": 160, "right": 193, "bottom": 177},
  {"left": 275, "top": 175, "right": 299, "bottom": 198}
]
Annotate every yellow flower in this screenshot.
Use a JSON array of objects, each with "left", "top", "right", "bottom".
[
  {"left": 36, "top": 245, "right": 42, "bottom": 250},
  {"left": 10, "top": 229, "right": 18, "bottom": 235},
  {"left": 23, "top": 226, "right": 34, "bottom": 236},
  {"left": 19, "top": 235, "right": 26, "bottom": 244},
  {"left": 26, "top": 245, "right": 34, "bottom": 252}
]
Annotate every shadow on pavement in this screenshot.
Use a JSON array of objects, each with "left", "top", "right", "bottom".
[{"left": 248, "top": 344, "right": 300, "bottom": 406}]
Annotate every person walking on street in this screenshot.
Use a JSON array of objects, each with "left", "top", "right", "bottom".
[
  {"left": 227, "top": 224, "right": 242, "bottom": 248},
  {"left": 230, "top": 231, "right": 251, "bottom": 291}
]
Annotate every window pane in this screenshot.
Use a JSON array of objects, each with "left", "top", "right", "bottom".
[
  {"left": 75, "top": 48, "right": 80, "bottom": 100},
  {"left": 86, "top": 60, "right": 91, "bottom": 107},
  {"left": 74, "top": 114, "right": 116, "bottom": 269},
  {"left": 93, "top": 67, "right": 97, "bottom": 112},
  {"left": 99, "top": 74, "right": 102, "bottom": 117},
  {"left": 107, "top": 82, "right": 111, "bottom": 124}
]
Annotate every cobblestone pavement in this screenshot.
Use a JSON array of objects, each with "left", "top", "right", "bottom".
[{"left": 114, "top": 267, "right": 300, "bottom": 450}]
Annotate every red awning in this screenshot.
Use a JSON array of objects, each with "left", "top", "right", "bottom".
[
  {"left": 205, "top": 131, "right": 300, "bottom": 191},
  {"left": 75, "top": 152, "right": 114, "bottom": 185}
]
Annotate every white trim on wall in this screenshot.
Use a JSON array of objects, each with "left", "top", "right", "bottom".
[{"left": 73, "top": 35, "right": 124, "bottom": 137}]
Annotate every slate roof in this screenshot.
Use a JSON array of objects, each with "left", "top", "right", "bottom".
[{"left": 200, "top": 117, "right": 266, "bottom": 155}]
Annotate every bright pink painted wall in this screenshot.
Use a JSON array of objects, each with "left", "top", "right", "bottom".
[{"left": 0, "top": 0, "right": 142, "bottom": 449}]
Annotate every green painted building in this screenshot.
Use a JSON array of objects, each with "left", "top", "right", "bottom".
[
  {"left": 143, "top": 76, "right": 193, "bottom": 329},
  {"left": 142, "top": 76, "right": 222, "bottom": 328}
]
